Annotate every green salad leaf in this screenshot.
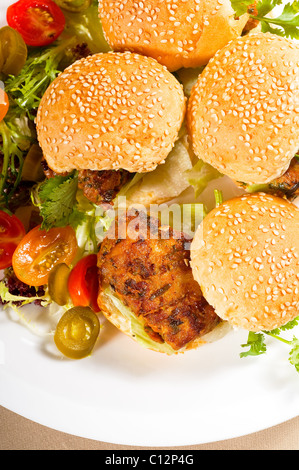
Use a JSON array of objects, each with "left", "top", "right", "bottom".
[
  {"left": 184, "top": 159, "right": 222, "bottom": 199},
  {"left": 0, "top": 117, "right": 33, "bottom": 208},
  {"left": 0, "top": 281, "right": 49, "bottom": 307},
  {"left": 4, "top": 40, "right": 73, "bottom": 121},
  {"left": 105, "top": 287, "right": 176, "bottom": 355}
]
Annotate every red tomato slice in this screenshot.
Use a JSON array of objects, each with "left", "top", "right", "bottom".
[
  {"left": 0, "top": 91, "right": 9, "bottom": 122},
  {"left": 68, "top": 254, "right": 100, "bottom": 313},
  {"left": 0, "top": 211, "right": 26, "bottom": 269},
  {"left": 7, "top": 0, "right": 65, "bottom": 47},
  {"left": 12, "top": 225, "right": 78, "bottom": 286}
]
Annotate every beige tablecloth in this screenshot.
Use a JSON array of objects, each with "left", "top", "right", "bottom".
[{"left": 0, "top": 406, "right": 298, "bottom": 450}]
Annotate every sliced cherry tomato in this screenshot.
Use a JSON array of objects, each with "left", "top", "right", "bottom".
[
  {"left": 68, "top": 254, "right": 100, "bottom": 312},
  {"left": 7, "top": 0, "right": 66, "bottom": 47},
  {"left": 12, "top": 225, "right": 77, "bottom": 286},
  {"left": 0, "top": 91, "right": 9, "bottom": 122},
  {"left": 0, "top": 211, "right": 26, "bottom": 269},
  {"left": 54, "top": 306, "right": 100, "bottom": 359}
]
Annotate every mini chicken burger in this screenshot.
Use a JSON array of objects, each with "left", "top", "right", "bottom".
[
  {"left": 36, "top": 51, "right": 187, "bottom": 206},
  {"left": 187, "top": 33, "right": 299, "bottom": 200},
  {"left": 98, "top": 0, "right": 248, "bottom": 72},
  {"left": 191, "top": 193, "right": 299, "bottom": 333},
  {"left": 36, "top": 51, "right": 186, "bottom": 176},
  {"left": 97, "top": 193, "right": 299, "bottom": 353}
]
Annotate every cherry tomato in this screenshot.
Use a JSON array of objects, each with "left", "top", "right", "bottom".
[
  {"left": 54, "top": 306, "right": 100, "bottom": 359},
  {"left": 7, "top": 0, "right": 66, "bottom": 47},
  {"left": 0, "top": 211, "right": 26, "bottom": 269},
  {"left": 68, "top": 254, "right": 100, "bottom": 312},
  {"left": 12, "top": 225, "right": 78, "bottom": 286},
  {"left": 0, "top": 91, "right": 9, "bottom": 122}
]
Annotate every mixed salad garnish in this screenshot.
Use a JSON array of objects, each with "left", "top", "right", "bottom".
[{"left": 0, "top": 0, "right": 299, "bottom": 367}]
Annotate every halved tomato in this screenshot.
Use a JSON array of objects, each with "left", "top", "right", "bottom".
[
  {"left": 67, "top": 254, "right": 100, "bottom": 312},
  {"left": 7, "top": 0, "right": 66, "bottom": 47},
  {"left": 12, "top": 225, "right": 78, "bottom": 286},
  {"left": 0, "top": 211, "right": 26, "bottom": 269}
]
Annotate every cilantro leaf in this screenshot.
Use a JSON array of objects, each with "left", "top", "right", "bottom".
[
  {"left": 240, "top": 332, "right": 267, "bottom": 357},
  {"left": 230, "top": 0, "right": 253, "bottom": 16},
  {"left": 240, "top": 317, "right": 299, "bottom": 373},
  {"left": 37, "top": 172, "right": 85, "bottom": 230},
  {"left": 289, "top": 337, "right": 299, "bottom": 372},
  {"left": 257, "top": 1, "right": 299, "bottom": 39},
  {"left": 231, "top": 0, "right": 299, "bottom": 40},
  {"left": 256, "top": 0, "right": 283, "bottom": 17},
  {"left": 274, "top": 317, "right": 299, "bottom": 333}
]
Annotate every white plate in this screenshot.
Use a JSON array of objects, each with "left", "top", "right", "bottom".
[{"left": 1, "top": 1, "right": 299, "bottom": 447}]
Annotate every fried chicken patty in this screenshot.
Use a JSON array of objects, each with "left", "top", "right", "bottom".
[
  {"left": 42, "top": 160, "right": 131, "bottom": 206},
  {"left": 241, "top": 157, "right": 299, "bottom": 201},
  {"left": 97, "top": 211, "right": 220, "bottom": 350},
  {"left": 268, "top": 157, "right": 299, "bottom": 200},
  {"left": 77, "top": 169, "right": 130, "bottom": 205}
]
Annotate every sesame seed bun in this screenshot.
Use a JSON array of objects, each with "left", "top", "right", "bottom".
[
  {"left": 98, "top": 0, "right": 248, "bottom": 72},
  {"left": 187, "top": 33, "right": 299, "bottom": 185},
  {"left": 190, "top": 193, "right": 299, "bottom": 332},
  {"left": 36, "top": 51, "right": 186, "bottom": 174}
]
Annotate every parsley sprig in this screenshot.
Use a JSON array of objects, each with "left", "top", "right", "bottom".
[
  {"left": 240, "top": 317, "right": 299, "bottom": 372},
  {"left": 33, "top": 172, "right": 114, "bottom": 254},
  {"left": 232, "top": 0, "right": 299, "bottom": 39},
  {"left": 34, "top": 171, "right": 86, "bottom": 230}
]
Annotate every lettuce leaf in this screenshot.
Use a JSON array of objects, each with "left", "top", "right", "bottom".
[
  {"left": 0, "top": 281, "right": 50, "bottom": 308},
  {"left": 104, "top": 288, "right": 176, "bottom": 355},
  {"left": 184, "top": 160, "right": 222, "bottom": 199}
]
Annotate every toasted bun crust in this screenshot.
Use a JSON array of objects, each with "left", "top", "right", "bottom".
[
  {"left": 98, "top": 0, "right": 248, "bottom": 72},
  {"left": 98, "top": 288, "right": 231, "bottom": 354},
  {"left": 36, "top": 52, "right": 186, "bottom": 174},
  {"left": 191, "top": 193, "right": 299, "bottom": 332},
  {"left": 187, "top": 33, "right": 299, "bottom": 185}
]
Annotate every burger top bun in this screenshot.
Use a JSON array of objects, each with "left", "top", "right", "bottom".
[
  {"left": 188, "top": 33, "right": 299, "bottom": 185},
  {"left": 36, "top": 52, "right": 186, "bottom": 174},
  {"left": 98, "top": 0, "right": 248, "bottom": 72},
  {"left": 190, "top": 193, "right": 299, "bottom": 332}
]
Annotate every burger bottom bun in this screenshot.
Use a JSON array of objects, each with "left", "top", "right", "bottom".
[{"left": 98, "top": 288, "right": 232, "bottom": 355}]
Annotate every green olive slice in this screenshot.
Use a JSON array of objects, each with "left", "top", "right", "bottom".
[
  {"left": 0, "top": 26, "right": 27, "bottom": 76},
  {"left": 48, "top": 263, "right": 71, "bottom": 306},
  {"left": 54, "top": 0, "right": 91, "bottom": 12}
]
